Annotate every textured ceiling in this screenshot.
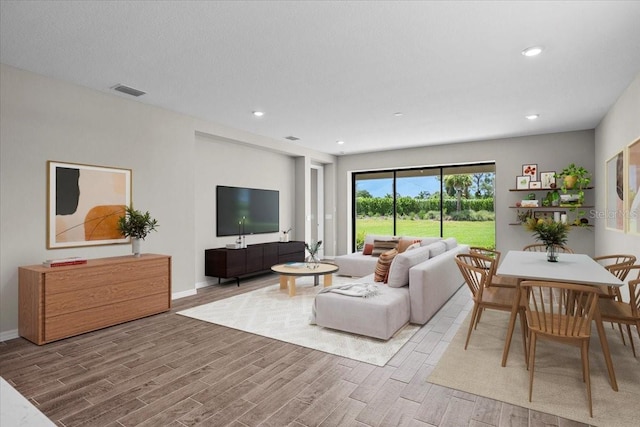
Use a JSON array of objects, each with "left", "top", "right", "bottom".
[{"left": 1, "top": 1, "right": 640, "bottom": 155}]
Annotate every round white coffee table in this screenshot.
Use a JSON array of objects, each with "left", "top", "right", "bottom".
[{"left": 271, "top": 262, "right": 339, "bottom": 297}]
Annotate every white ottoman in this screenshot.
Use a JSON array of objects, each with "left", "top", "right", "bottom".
[{"left": 314, "top": 285, "right": 411, "bottom": 340}]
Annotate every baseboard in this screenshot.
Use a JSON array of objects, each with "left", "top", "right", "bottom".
[
  {"left": 172, "top": 289, "right": 197, "bottom": 300},
  {"left": 0, "top": 329, "right": 19, "bottom": 342}
]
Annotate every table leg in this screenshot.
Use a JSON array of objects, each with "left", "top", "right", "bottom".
[
  {"left": 594, "top": 308, "right": 618, "bottom": 391},
  {"left": 288, "top": 277, "right": 296, "bottom": 297},
  {"left": 313, "top": 275, "right": 319, "bottom": 286},
  {"left": 501, "top": 280, "right": 522, "bottom": 367},
  {"left": 323, "top": 273, "right": 333, "bottom": 287},
  {"left": 279, "top": 275, "right": 287, "bottom": 290}
]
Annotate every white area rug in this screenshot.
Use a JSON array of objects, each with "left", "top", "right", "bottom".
[
  {"left": 428, "top": 309, "right": 640, "bottom": 427},
  {"left": 177, "top": 276, "right": 419, "bottom": 366}
]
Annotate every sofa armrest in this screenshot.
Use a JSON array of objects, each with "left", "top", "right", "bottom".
[{"left": 408, "top": 244, "right": 470, "bottom": 324}]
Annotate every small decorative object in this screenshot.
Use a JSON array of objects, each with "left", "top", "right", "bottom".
[
  {"left": 524, "top": 218, "right": 570, "bottom": 262},
  {"left": 551, "top": 189, "right": 560, "bottom": 206},
  {"left": 282, "top": 227, "right": 292, "bottom": 242},
  {"left": 117, "top": 206, "right": 159, "bottom": 257},
  {"left": 529, "top": 181, "right": 541, "bottom": 189},
  {"left": 304, "top": 240, "right": 322, "bottom": 269},
  {"left": 527, "top": 192, "right": 536, "bottom": 200},
  {"left": 516, "top": 209, "right": 533, "bottom": 224},
  {"left": 522, "top": 164, "right": 538, "bottom": 181},
  {"left": 516, "top": 175, "right": 530, "bottom": 190}
]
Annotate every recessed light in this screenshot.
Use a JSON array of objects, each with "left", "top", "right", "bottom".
[
  {"left": 337, "top": 140, "right": 345, "bottom": 145},
  {"left": 252, "top": 111, "right": 264, "bottom": 117},
  {"left": 393, "top": 112, "right": 403, "bottom": 117},
  {"left": 521, "top": 46, "right": 543, "bottom": 57},
  {"left": 526, "top": 114, "right": 540, "bottom": 120}
]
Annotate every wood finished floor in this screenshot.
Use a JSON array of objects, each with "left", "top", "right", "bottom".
[{"left": 0, "top": 274, "right": 591, "bottom": 427}]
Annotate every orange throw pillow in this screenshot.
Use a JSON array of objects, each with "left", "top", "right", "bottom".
[
  {"left": 363, "top": 243, "right": 374, "bottom": 255},
  {"left": 374, "top": 249, "right": 398, "bottom": 282}
]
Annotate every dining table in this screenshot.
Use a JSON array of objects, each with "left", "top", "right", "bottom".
[{"left": 496, "top": 250, "right": 624, "bottom": 391}]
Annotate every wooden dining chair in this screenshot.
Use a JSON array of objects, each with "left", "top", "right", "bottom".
[
  {"left": 593, "top": 254, "right": 636, "bottom": 300},
  {"left": 469, "top": 247, "right": 517, "bottom": 288},
  {"left": 455, "top": 254, "right": 527, "bottom": 359},
  {"left": 522, "top": 243, "right": 574, "bottom": 253},
  {"left": 598, "top": 265, "right": 640, "bottom": 357},
  {"left": 520, "top": 280, "right": 600, "bottom": 417}
]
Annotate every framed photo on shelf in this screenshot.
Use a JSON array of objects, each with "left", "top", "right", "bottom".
[
  {"left": 516, "top": 175, "right": 530, "bottom": 190},
  {"left": 522, "top": 164, "right": 538, "bottom": 181},
  {"left": 529, "top": 181, "right": 542, "bottom": 189},
  {"left": 47, "top": 161, "right": 132, "bottom": 249},
  {"left": 606, "top": 151, "right": 624, "bottom": 232},
  {"left": 627, "top": 137, "right": 640, "bottom": 235},
  {"left": 540, "top": 171, "right": 556, "bottom": 189}
]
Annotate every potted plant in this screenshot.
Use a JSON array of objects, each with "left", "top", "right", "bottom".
[
  {"left": 555, "top": 163, "right": 591, "bottom": 203},
  {"left": 524, "top": 218, "right": 570, "bottom": 262},
  {"left": 117, "top": 206, "right": 159, "bottom": 256}
]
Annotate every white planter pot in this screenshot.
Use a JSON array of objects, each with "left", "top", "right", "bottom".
[{"left": 132, "top": 238, "right": 141, "bottom": 257}]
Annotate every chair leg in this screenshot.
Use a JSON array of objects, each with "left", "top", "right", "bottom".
[
  {"left": 465, "top": 304, "right": 480, "bottom": 350},
  {"left": 528, "top": 333, "right": 537, "bottom": 402},
  {"left": 626, "top": 324, "right": 636, "bottom": 357},
  {"left": 519, "top": 309, "right": 528, "bottom": 367},
  {"left": 582, "top": 340, "right": 593, "bottom": 417},
  {"left": 474, "top": 307, "right": 484, "bottom": 329},
  {"left": 618, "top": 323, "right": 627, "bottom": 345}
]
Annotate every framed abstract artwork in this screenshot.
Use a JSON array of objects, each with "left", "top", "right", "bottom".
[
  {"left": 606, "top": 151, "right": 624, "bottom": 231},
  {"left": 540, "top": 171, "right": 556, "bottom": 189},
  {"left": 47, "top": 161, "right": 132, "bottom": 248},
  {"left": 522, "top": 164, "right": 538, "bottom": 181},
  {"left": 627, "top": 137, "right": 640, "bottom": 235}
]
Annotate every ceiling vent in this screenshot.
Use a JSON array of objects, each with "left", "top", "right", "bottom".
[
  {"left": 111, "top": 84, "right": 146, "bottom": 97},
  {"left": 285, "top": 136, "right": 300, "bottom": 141}
]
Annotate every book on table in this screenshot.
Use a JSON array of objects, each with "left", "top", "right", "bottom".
[{"left": 42, "top": 257, "right": 88, "bottom": 267}]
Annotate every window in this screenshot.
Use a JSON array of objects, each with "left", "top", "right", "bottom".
[{"left": 352, "top": 163, "right": 495, "bottom": 251}]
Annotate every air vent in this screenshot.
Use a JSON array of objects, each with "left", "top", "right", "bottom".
[
  {"left": 285, "top": 136, "right": 300, "bottom": 141},
  {"left": 111, "top": 84, "right": 146, "bottom": 97}
]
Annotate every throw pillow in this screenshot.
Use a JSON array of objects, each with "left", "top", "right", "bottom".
[
  {"left": 397, "top": 238, "right": 421, "bottom": 253},
  {"left": 386, "top": 245, "right": 431, "bottom": 287},
  {"left": 442, "top": 237, "right": 458, "bottom": 251},
  {"left": 371, "top": 239, "right": 398, "bottom": 257},
  {"left": 374, "top": 249, "right": 398, "bottom": 282},
  {"left": 420, "top": 237, "right": 443, "bottom": 247},
  {"left": 362, "top": 243, "right": 374, "bottom": 255},
  {"left": 425, "top": 241, "right": 447, "bottom": 258},
  {"left": 405, "top": 242, "right": 421, "bottom": 251}
]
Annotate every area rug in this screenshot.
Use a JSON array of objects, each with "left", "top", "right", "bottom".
[
  {"left": 177, "top": 276, "right": 419, "bottom": 366},
  {"left": 427, "top": 309, "right": 640, "bottom": 427}
]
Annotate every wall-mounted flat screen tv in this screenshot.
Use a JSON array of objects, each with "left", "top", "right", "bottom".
[{"left": 216, "top": 186, "right": 279, "bottom": 236}]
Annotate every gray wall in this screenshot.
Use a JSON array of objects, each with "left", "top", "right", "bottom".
[{"left": 335, "top": 131, "right": 596, "bottom": 256}]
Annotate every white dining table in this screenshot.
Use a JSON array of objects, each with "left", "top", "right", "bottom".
[{"left": 497, "top": 250, "right": 624, "bottom": 391}]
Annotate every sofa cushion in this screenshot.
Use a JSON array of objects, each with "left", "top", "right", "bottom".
[
  {"left": 386, "top": 245, "right": 431, "bottom": 288},
  {"left": 406, "top": 242, "right": 421, "bottom": 251},
  {"left": 442, "top": 237, "right": 458, "bottom": 251},
  {"left": 372, "top": 239, "right": 399, "bottom": 257},
  {"left": 397, "top": 238, "right": 421, "bottom": 253},
  {"left": 364, "top": 234, "right": 397, "bottom": 246},
  {"left": 362, "top": 243, "right": 374, "bottom": 255},
  {"left": 420, "top": 237, "right": 443, "bottom": 247},
  {"left": 374, "top": 249, "right": 398, "bottom": 282},
  {"left": 425, "top": 241, "right": 447, "bottom": 258}
]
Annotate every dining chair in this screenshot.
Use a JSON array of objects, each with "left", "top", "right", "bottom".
[
  {"left": 455, "top": 254, "right": 527, "bottom": 359},
  {"left": 520, "top": 280, "right": 600, "bottom": 417},
  {"left": 598, "top": 265, "right": 640, "bottom": 357},
  {"left": 592, "top": 254, "right": 636, "bottom": 300},
  {"left": 522, "top": 243, "right": 574, "bottom": 253},
  {"left": 469, "top": 247, "right": 517, "bottom": 288}
]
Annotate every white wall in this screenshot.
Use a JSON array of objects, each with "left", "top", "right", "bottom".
[
  {"left": 335, "top": 131, "right": 596, "bottom": 256},
  {"left": 0, "top": 64, "right": 335, "bottom": 338},
  {"left": 595, "top": 72, "right": 640, "bottom": 260}
]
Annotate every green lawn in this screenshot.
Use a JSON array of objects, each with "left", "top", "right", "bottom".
[{"left": 356, "top": 218, "right": 495, "bottom": 248}]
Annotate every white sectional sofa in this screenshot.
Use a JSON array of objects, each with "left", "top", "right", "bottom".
[{"left": 315, "top": 236, "right": 469, "bottom": 339}]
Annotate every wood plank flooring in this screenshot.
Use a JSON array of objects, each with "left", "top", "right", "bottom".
[{"left": 0, "top": 273, "right": 590, "bottom": 427}]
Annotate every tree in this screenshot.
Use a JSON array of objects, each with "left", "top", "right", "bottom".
[
  {"left": 444, "top": 174, "right": 472, "bottom": 211},
  {"left": 472, "top": 173, "right": 494, "bottom": 197},
  {"left": 356, "top": 189, "right": 372, "bottom": 198},
  {"left": 416, "top": 190, "right": 431, "bottom": 199}
]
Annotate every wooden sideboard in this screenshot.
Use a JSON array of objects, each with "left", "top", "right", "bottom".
[
  {"left": 205, "top": 241, "right": 305, "bottom": 285},
  {"left": 18, "top": 254, "right": 171, "bottom": 345}
]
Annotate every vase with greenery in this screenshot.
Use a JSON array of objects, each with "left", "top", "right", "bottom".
[
  {"left": 304, "top": 240, "right": 322, "bottom": 269},
  {"left": 117, "top": 206, "right": 159, "bottom": 257},
  {"left": 524, "top": 218, "right": 570, "bottom": 262},
  {"left": 555, "top": 163, "right": 591, "bottom": 203}
]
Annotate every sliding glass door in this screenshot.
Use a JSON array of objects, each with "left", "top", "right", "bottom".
[{"left": 352, "top": 163, "right": 495, "bottom": 251}]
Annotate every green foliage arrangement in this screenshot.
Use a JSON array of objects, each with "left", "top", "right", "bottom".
[
  {"left": 555, "top": 163, "right": 591, "bottom": 202},
  {"left": 524, "top": 218, "right": 570, "bottom": 246},
  {"left": 117, "top": 206, "right": 159, "bottom": 240}
]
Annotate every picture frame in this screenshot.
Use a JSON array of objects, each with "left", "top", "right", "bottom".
[
  {"left": 540, "top": 171, "right": 556, "bottom": 189},
  {"left": 516, "top": 175, "right": 530, "bottom": 190},
  {"left": 626, "top": 137, "right": 640, "bottom": 235},
  {"left": 48, "top": 161, "right": 132, "bottom": 249},
  {"left": 522, "top": 164, "right": 538, "bottom": 181},
  {"left": 529, "top": 181, "right": 541, "bottom": 189},
  {"left": 606, "top": 151, "right": 624, "bottom": 232}
]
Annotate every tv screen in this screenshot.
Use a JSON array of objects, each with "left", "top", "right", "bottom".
[{"left": 216, "top": 186, "right": 280, "bottom": 236}]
